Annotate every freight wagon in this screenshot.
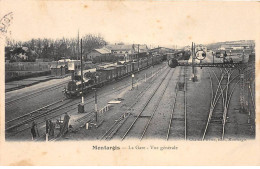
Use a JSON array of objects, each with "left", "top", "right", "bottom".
[{"left": 63, "top": 54, "right": 164, "bottom": 98}]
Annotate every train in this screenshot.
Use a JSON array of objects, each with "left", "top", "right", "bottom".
[
  {"left": 167, "top": 50, "right": 250, "bottom": 68},
  {"left": 63, "top": 54, "right": 165, "bottom": 98}
]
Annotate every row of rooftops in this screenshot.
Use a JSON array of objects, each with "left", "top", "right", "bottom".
[
  {"left": 91, "top": 44, "right": 150, "bottom": 55},
  {"left": 91, "top": 45, "right": 178, "bottom": 56}
]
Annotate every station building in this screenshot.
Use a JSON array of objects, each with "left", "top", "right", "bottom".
[
  {"left": 86, "top": 48, "right": 111, "bottom": 62},
  {"left": 87, "top": 44, "right": 149, "bottom": 62}
]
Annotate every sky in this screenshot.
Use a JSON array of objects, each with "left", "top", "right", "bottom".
[{"left": 1, "top": 1, "right": 260, "bottom": 47}]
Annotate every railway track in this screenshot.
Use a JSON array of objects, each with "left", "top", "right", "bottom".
[
  {"left": 6, "top": 64, "right": 166, "bottom": 139},
  {"left": 120, "top": 68, "right": 172, "bottom": 140},
  {"left": 99, "top": 66, "right": 170, "bottom": 140},
  {"left": 166, "top": 66, "right": 187, "bottom": 140},
  {"left": 202, "top": 67, "right": 253, "bottom": 140},
  {"left": 202, "top": 68, "right": 233, "bottom": 140},
  {"left": 136, "top": 66, "right": 167, "bottom": 99},
  {"left": 5, "top": 80, "right": 69, "bottom": 107},
  {"left": 5, "top": 98, "right": 72, "bottom": 133},
  {"left": 5, "top": 65, "right": 163, "bottom": 107},
  {"left": 84, "top": 65, "right": 166, "bottom": 105},
  {"left": 6, "top": 85, "right": 123, "bottom": 136},
  {"left": 139, "top": 68, "right": 175, "bottom": 140}
]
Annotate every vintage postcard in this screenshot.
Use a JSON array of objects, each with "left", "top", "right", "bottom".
[{"left": 0, "top": 0, "right": 259, "bottom": 166}]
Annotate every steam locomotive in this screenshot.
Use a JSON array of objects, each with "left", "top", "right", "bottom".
[{"left": 63, "top": 54, "right": 164, "bottom": 98}]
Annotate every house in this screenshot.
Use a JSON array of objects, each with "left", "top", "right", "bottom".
[
  {"left": 86, "top": 47, "right": 111, "bottom": 61},
  {"left": 105, "top": 44, "right": 134, "bottom": 57},
  {"left": 104, "top": 44, "right": 149, "bottom": 61},
  {"left": 132, "top": 44, "right": 149, "bottom": 59},
  {"left": 149, "top": 47, "right": 175, "bottom": 55},
  {"left": 132, "top": 44, "right": 149, "bottom": 54}
]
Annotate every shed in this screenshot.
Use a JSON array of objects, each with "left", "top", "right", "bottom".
[
  {"left": 51, "top": 65, "right": 66, "bottom": 76},
  {"left": 87, "top": 48, "right": 111, "bottom": 61}
]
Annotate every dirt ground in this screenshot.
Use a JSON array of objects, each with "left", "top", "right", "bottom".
[
  {"left": 6, "top": 60, "right": 255, "bottom": 141},
  {"left": 57, "top": 64, "right": 255, "bottom": 141}
]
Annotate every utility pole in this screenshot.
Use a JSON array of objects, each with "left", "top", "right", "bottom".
[
  {"left": 131, "top": 74, "right": 134, "bottom": 90},
  {"left": 94, "top": 88, "right": 98, "bottom": 122},
  {"left": 192, "top": 42, "right": 197, "bottom": 82},
  {"left": 212, "top": 51, "right": 214, "bottom": 64},
  {"left": 192, "top": 42, "right": 194, "bottom": 77},
  {"left": 81, "top": 38, "right": 84, "bottom": 104},
  {"left": 240, "top": 68, "right": 245, "bottom": 111},
  {"left": 138, "top": 44, "right": 140, "bottom": 71},
  {"left": 77, "top": 30, "right": 80, "bottom": 61},
  {"left": 152, "top": 53, "right": 154, "bottom": 67},
  {"left": 240, "top": 48, "right": 246, "bottom": 111}
]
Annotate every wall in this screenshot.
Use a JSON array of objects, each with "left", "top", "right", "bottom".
[
  {"left": 86, "top": 51, "right": 102, "bottom": 60},
  {"left": 5, "top": 62, "right": 52, "bottom": 71}
]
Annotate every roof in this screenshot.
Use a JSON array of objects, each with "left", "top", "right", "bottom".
[
  {"left": 94, "top": 48, "right": 111, "bottom": 54},
  {"left": 149, "top": 47, "right": 175, "bottom": 52},
  {"left": 105, "top": 44, "right": 133, "bottom": 51},
  {"left": 133, "top": 44, "right": 148, "bottom": 53},
  {"left": 99, "top": 67, "right": 116, "bottom": 71},
  {"left": 76, "top": 68, "right": 96, "bottom": 76},
  {"left": 98, "top": 63, "right": 117, "bottom": 69}
]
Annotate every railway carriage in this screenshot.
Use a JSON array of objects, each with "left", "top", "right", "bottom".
[
  {"left": 101, "top": 67, "right": 117, "bottom": 81},
  {"left": 126, "top": 62, "right": 132, "bottom": 74},
  {"left": 140, "top": 59, "right": 146, "bottom": 69},
  {"left": 63, "top": 54, "right": 164, "bottom": 98},
  {"left": 131, "top": 62, "right": 138, "bottom": 72},
  {"left": 115, "top": 65, "right": 125, "bottom": 78},
  {"left": 148, "top": 57, "right": 152, "bottom": 66},
  {"left": 142, "top": 57, "right": 148, "bottom": 68}
]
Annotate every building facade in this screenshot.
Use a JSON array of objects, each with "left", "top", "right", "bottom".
[{"left": 86, "top": 48, "right": 111, "bottom": 62}]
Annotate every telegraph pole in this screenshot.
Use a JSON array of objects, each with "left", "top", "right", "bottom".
[
  {"left": 94, "top": 88, "right": 98, "bottom": 122},
  {"left": 240, "top": 48, "right": 246, "bottom": 111},
  {"left": 81, "top": 38, "right": 84, "bottom": 104},
  {"left": 191, "top": 42, "right": 194, "bottom": 78},
  {"left": 77, "top": 30, "right": 80, "bottom": 61},
  {"left": 212, "top": 51, "right": 214, "bottom": 64},
  {"left": 138, "top": 44, "right": 140, "bottom": 71},
  {"left": 131, "top": 74, "right": 134, "bottom": 90},
  {"left": 191, "top": 42, "right": 197, "bottom": 82}
]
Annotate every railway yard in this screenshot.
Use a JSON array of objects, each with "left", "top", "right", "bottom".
[{"left": 5, "top": 49, "right": 255, "bottom": 142}]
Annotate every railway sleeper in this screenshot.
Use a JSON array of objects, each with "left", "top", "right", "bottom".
[
  {"left": 211, "top": 118, "right": 223, "bottom": 121},
  {"left": 172, "top": 118, "right": 185, "bottom": 121},
  {"left": 106, "top": 114, "right": 130, "bottom": 140},
  {"left": 210, "top": 120, "right": 223, "bottom": 124}
]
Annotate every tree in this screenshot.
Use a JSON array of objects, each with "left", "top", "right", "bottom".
[{"left": 5, "top": 34, "right": 107, "bottom": 62}]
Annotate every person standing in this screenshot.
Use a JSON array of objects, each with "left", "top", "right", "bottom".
[
  {"left": 45, "top": 118, "right": 50, "bottom": 141},
  {"left": 31, "top": 121, "right": 38, "bottom": 140},
  {"left": 63, "top": 113, "right": 70, "bottom": 134},
  {"left": 59, "top": 113, "right": 70, "bottom": 137},
  {"left": 49, "top": 120, "right": 55, "bottom": 137}
]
